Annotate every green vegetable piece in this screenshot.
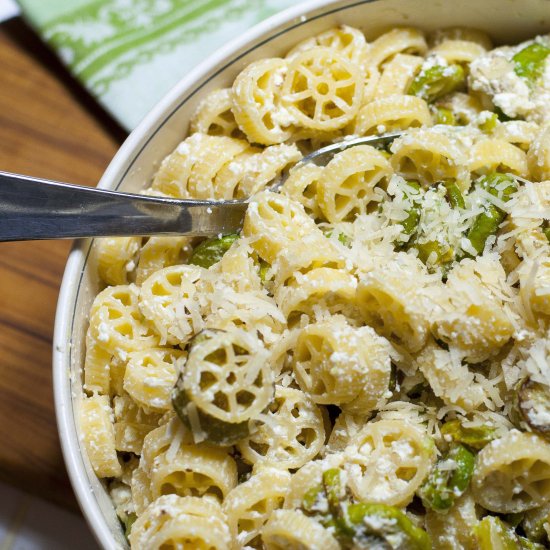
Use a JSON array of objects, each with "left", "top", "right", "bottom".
[
  {"left": 346, "top": 503, "right": 431, "bottom": 550},
  {"left": 189, "top": 234, "right": 239, "bottom": 268},
  {"left": 518, "top": 536, "right": 546, "bottom": 550},
  {"left": 408, "top": 64, "right": 465, "bottom": 102},
  {"left": 444, "top": 180, "right": 465, "bottom": 209},
  {"left": 475, "top": 517, "right": 523, "bottom": 550},
  {"left": 415, "top": 239, "right": 454, "bottom": 267},
  {"left": 258, "top": 259, "right": 270, "bottom": 282},
  {"left": 123, "top": 513, "right": 137, "bottom": 538},
  {"left": 419, "top": 444, "right": 475, "bottom": 512},
  {"left": 434, "top": 106, "right": 457, "bottom": 125},
  {"left": 513, "top": 42, "right": 550, "bottom": 83},
  {"left": 401, "top": 180, "right": 423, "bottom": 236},
  {"left": 542, "top": 222, "right": 550, "bottom": 243},
  {"left": 518, "top": 378, "right": 550, "bottom": 438},
  {"left": 440, "top": 419, "right": 496, "bottom": 450},
  {"left": 479, "top": 112, "right": 499, "bottom": 133},
  {"left": 302, "top": 484, "right": 325, "bottom": 515},
  {"left": 466, "top": 203, "right": 505, "bottom": 255},
  {"left": 322, "top": 468, "right": 346, "bottom": 517},
  {"left": 466, "top": 173, "right": 517, "bottom": 256}
]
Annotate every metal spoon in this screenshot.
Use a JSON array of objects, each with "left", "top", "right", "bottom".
[{"left": 0, "top": 133, "right": 400, "bottom": 242}]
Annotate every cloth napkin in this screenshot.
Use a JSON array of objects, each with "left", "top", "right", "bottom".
[{"left": 18, "top": 0, "right": 300, "bottom": 131}]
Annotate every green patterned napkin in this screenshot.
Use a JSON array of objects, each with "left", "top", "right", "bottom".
[{"left": 18, "top": 0, "right": 299, "bottom": 130}]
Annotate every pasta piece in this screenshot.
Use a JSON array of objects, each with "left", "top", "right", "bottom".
[
  {"left": 135, "top": 236, "right": 192, "bottom": 286},
  {"left": 138, "top": 264, "right": 203, "bottom": 346},
  {"left": 430, "top": 40, "right": 487, "bottom": 65},
  {"left": 354, "top": 95, "right": 432, "bottom": 136},
  {"left": 416, "top": 341, "right": 486, "bottom": 412},
  {"left": 468, "top": 138, "right": 528, "bottom": 176},
  {"left": 316, "top": 145, "right": 391, "bottom": 223},
  {"left": 123, "top": 348, "right": 184, "bottom": 412},
  {"left": 80, "top": 395, "right": 121, "bottom": 478},
  {"left": 94, "top": 236, "right": 141, "bottom": 286},
  {"left": 222, "top": 466, "right": 291, "bottom": 547},
  {"left": 343, "top": 419, "right": 435, "bottom": 506},
  {"left": 151, "top": 133, "right": 247, "bottom": 199},
  {"left": 131, "top": 464, "right": 153, "bottom": 516},
  {"left": 472, "top": 430, "right": 550, "bottom": 513},
  {"left": 374, "top": 54, "right": 424, "bottom": 97},
  {"left": 237, "top": 386, "right": 326, "bottom": 470},
  {"left": 189, "top": 87, "right": 243, "bottom": 138},
  {"left": 425, "top": 492, "right": 479, "bottom": 550},
  {"left": 430, "top": 27, "right": 493, "bottom": 50},
  {"left": 86, "top": 285, "right": 159, "bottom": 385},
  {"left": 281, "top": 163, "right": 324, "bottom": 219},
  {"left": 281, "top": 47, "right": 364, "bottom": 132},
  {"left": 243, "top": 191, "right": 318, "bottom": 264},
  {"left": 274, "top": 266, "right": 358, "bottom": 323},
  {"left": 286, "top": 25, "right": 369, "bottom": 70},
  {"left": 390, "top": 127, "right": 471, "bottom": 189},
  {"left": 433, "top": 257, "right": 514, "bottom": 363},
  {"left": 492, "top": 120, "right": 540, "bottom": 150},
  {"left": 149, "top": 442, "right": 237, "bottom": 502},
  {"left": 232, "top": 57, "right": 293, "bottom": 145},
  {"left": 261, "top": 509, "right": 340, "bottom": 550},
  {"left": 83, "top": 330, "right": 112, "bottom": 395},
  {"left": 292, "top": 316, "right": 391, "bottom": 407},
  {"left": 129, "top": 495, "right": 231, "bottom": 549},
  {"left": 367, "top": 27, "right": 428, "bottom": 68},
  {"left": 356, "top": 253, "right": 437, "bottom": 353},
  {"left": 528, "top": 127, "right": 550, "bottom": 181},
  {"left": 113, "top": 394, "right": 161, "bottom": 454}
]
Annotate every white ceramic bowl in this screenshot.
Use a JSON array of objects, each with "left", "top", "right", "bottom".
[{"left": 53, "top": 0, "right": 550, "bottom": 547}]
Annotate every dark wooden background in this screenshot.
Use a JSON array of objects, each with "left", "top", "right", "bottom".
[{"left": 0, "top": 18, "right": 126, "bottom": 511}]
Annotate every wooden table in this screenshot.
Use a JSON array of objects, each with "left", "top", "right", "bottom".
[{"left": 0, "top": 18, "right": 126, "bottom": 511}]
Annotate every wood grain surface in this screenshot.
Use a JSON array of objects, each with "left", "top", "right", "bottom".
[{"left": 0, "top": 19, "right": 125, "bottom": 510}]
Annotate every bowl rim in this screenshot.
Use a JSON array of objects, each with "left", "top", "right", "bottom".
[{"left": 52, "top": 0, "right": 366, "bottom": 547}]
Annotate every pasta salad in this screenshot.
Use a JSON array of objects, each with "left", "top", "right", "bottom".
[{"left": 80, "top": 24, "right": 550, "bottom": 549}]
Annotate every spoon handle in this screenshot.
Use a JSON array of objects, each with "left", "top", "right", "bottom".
[{"left": 0, "top": 171, "right": 247, "bottom": 242}]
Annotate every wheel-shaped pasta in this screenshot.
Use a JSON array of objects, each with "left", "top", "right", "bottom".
[
  {"left": 86, "top": 284, "right": 159, "bottom": 367},
  {"left": 94, "top": 236, "right": 141, "bottom": 286},
  {"left": 292, "top": 316, "right": 391, "bottom": 407},
  {"left": 237, "top": 386, "right": 326, "bottom": 470},
  {"left": 528, "top": 127, "right": 550, "bottom": 182},
  {"left": 80, "top": 395, "right": 121, "bottom": 478},
  {"left": 367, "top": 27, "right": 428, "bottom": 68},
  {"left": 123, "top": 348, "right": 184, "bottom": 412},
  {"left": 354, "top": 95, "right": 432, "bottom": 136},
  {"left": 129, "top": 495, "right": 231, "bottom": 550},
  {"left": 469, "top": 139, "right": 528, "bottom": 176},
  {"left": 189, "top": 87, "right": 243, "bottom": 138},
  {"left": 261, "top": 509, "right": 340, "bottom": 550},
  {"left": 430, "top": 40, "right": 487, "bottom": 65},
  {"left": 287, "top": 25, "right": 369, "bottom": 70},
  {"left": 281, "top": 163, "right": 324, "bottom": 219},
  {"left": 138, "top": 264, "right": 203, "bottom": 346},
  {"left": 432, "top": 257, "right": 514, "bottom": 363},
  {"left": 149, "top": 442, "right": 237, "bottom": 502},
  {"left": 415, "top": 341, "right": 486, "bottom": 413},
  {"left": 425, "top": 492, "right": 479, "bottom": 550},
  {"left": 356, "top": 253, "right": 435, "bottom": 353},
  {"left": 390, "top": 128, "right": 470, "bottom": 189},
  {"left": 343, "top": 419, "right": 435, "bottom": 506},
  {"left": 232, "top": 58, "right": 293, "bottom": 145},
  {"left": 374, "top": 54, "right": 424, "bottom": 97},
  {"left": 112, "top": 394, "right": 162, "bottom": 454},
  {"left": 472, "top": 430, "right": 550, "bottom": 513},
  {"left": 316, "top": 145, "right": 391, "bottom": 223},
  {"left": 172, "top": 328, "right": 274, "bottom": 446},
  {"left": 135, "top": 236, "right": 192, "bottom": 286},
  {"left": 274, "top": 266, "right": 358, "bottom": 323},
  {"left": 281, "top": 47, "right": 364, "bottom": 132},
  {"left": 243, "top": 191, "right": 318, "bottom": 263},
  {"left": 222, "top": 466, "right": 291, "bottom": 547}
]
